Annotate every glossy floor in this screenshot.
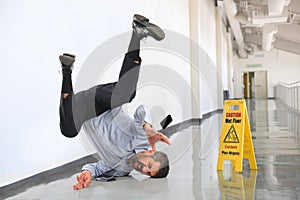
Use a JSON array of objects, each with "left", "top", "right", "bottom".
[{"left": 5, "top": 99, "right": 300, "bottom": 200}]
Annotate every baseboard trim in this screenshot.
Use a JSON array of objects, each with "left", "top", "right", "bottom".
[
  {"left": 159, "top": 118, "right": 200, "bottom": 137},
  {"left": 0, "top": 108, "right": 222, "bottom": 199},
  {"left": 160, "top": 109, "right": 223, "bottom": 137}
]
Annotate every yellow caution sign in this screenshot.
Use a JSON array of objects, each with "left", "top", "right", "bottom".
[{"left": 217, "top": 99, "right": 257, "bottom": 172}]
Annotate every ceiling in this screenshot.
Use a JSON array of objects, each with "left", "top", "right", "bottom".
[{"left": 220, "top": 0, "right": 300, "bottom": 58}]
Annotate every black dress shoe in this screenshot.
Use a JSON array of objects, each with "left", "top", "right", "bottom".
[
  {"left": 59, "top": 53, "right": 75, "bottom": 70},
  {"left": 132, "top": 14, "right": 165, "bottom": 41}
]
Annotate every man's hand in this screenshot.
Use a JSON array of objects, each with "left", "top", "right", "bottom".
[
  {"left": 144, "top": 123, "right": 171, "bottom": 151},
  {"left": 73, "top": 170, "right": 92, "bottom": 190}
]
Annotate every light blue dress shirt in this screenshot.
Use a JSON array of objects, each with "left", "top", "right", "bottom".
[{"left": 82, "top": 105, "right": 152, "bottom": 178}]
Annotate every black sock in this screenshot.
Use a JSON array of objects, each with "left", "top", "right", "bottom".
[
  {"left": 61, "top": 70, "right": 73, "bottom": 94},
  {"left": 127, "top": 31, "right": 142, "bottom": 60}
]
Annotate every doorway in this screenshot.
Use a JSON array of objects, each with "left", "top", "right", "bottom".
[{"left": 242, "top": 71, "right": 268, "bottom": 99}]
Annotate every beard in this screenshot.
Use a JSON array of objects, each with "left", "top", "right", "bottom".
[{"left": 129, "top": 154, "right": 150, "bottom": 173}]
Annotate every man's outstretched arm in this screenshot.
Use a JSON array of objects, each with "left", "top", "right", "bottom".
[
  {"left": 133, "top": 105, "right": 171, "bottom": 150},
  {"left": 73, "top": 160, "right": 114, "bottom": 190}
]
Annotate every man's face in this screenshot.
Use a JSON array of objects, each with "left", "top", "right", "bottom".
[{"left": 130, "top": 151, "right": 161, "bottom": 176}]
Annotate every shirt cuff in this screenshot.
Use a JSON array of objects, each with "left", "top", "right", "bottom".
[{"left": 82, "top": 165, "right": 96, "bottom": 178}]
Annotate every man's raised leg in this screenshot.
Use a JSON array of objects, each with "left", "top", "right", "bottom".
[
  {"left": 59, "top": 53, "right": 79, "bottom": 137},
  {"left": 59, "top": 53, "right": 101, "bottom": 138},
  {"left": 96, "top": 14, "right": 166, "bottom": 111}
]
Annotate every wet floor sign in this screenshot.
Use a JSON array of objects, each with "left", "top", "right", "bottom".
[{"left": 217, "top": 99, "right": 257, "bottom": 172}]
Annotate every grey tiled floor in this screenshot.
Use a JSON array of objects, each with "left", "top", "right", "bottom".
[{"left": 5, "top": 99, "right": 300, "bottom": 200}]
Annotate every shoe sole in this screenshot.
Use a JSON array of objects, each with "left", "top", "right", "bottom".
[
  {"left": 63, "top": 53, "right": 75, "bottom": 59},
  {"left": 145, "top": 23, "right": 165, "bottom": 41},
  {"left": 59, "top": 55, "right": 75, "bottom": 67},
  {"left": 133, "top": 14, "right": 165, "bottom": 41}
]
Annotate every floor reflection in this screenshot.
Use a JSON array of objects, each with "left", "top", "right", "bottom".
[
  {"left": 241, "top": 99, "right": 300, "bottom": 199},
  {"left": 246, "top": 99, "right": 269, "bottom": 133},
  {"left": 218, "top": 170, "right": 257, "bottom": 200}
]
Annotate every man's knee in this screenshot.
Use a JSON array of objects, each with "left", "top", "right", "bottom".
[
  {"left": 60, "top": 123, "right": 79, "bottom": 138},
  {"left": 129, "top": 91, "right": 136, "bottom": 102},
  {"left": 110, "top": 90, "right": 136, "bottom": 107}
]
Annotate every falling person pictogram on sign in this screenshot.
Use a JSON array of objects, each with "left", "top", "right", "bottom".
[{"left": 224, "top": 125, "right": 239, "bottom": 143}]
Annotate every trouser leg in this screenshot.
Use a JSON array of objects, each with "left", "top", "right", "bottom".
[
  {"left": 59, "top": 67, "right": 80, "bottom": 138},
  {"left": 59, "top": 86, "right": 97, "bottom": 138},
  {"left": 61, "top": 70, "right": 73, "bottom": 94},
  {"left": 94, "top": 31, "right": 143, "bottom": 114},
  {"left": 59, "top": 94, "right": 77, "bottom": 137}
]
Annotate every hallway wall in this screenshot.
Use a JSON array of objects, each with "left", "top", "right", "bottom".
[{"left": 198, "top": 0, "right": 231, "bottom": 114}]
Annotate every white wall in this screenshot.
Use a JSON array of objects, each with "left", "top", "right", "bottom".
[
  {"left": 0, "top": 0, "right": 190, "bottom": 187},
  {"left": 198, "top": 0, "right": 217, "bottom": 66},
  {"left": 198, "top": 0, "right": 230, "bottom": 114},
  {"left": 233, "top": 50, "right": 300, "bottom": 98},
  {"left": 198, "top": 0, "right": 218, "bottom": 115}
]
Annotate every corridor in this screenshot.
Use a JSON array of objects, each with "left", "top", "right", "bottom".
[{"left": 3, "top": 99, "right": 300, "bottom": 200}]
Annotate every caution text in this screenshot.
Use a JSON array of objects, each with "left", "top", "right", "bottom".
[{"left": 226, "top": 112, "right": 241, "bottom": 118}]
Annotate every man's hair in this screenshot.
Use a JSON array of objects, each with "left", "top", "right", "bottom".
[{"left": 151, "top": 151, "right": 170, "bottom": 178}]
